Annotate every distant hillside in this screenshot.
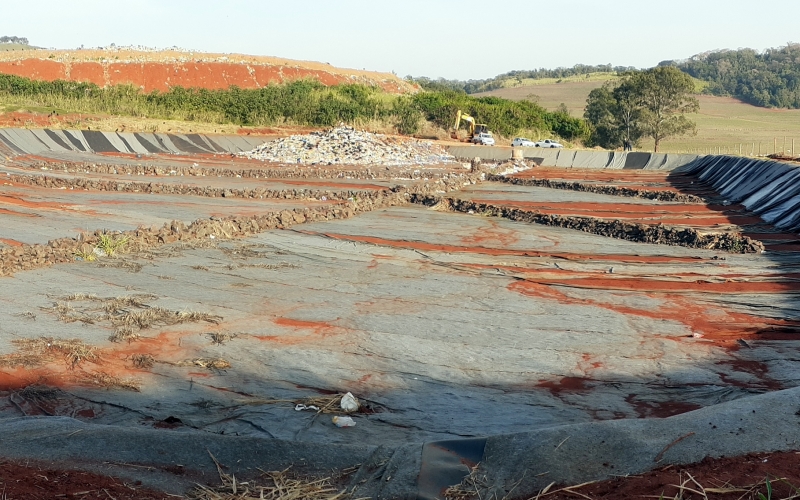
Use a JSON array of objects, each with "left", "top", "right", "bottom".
[
  {"left": 417, "top": 44, "right": 800, "bottom": 110},
  {"left": 663, "top": 44, "right": 800, "bottom": 109},
  {"left": 473, "top": 78, "right": 610, "bottom": 116},
  {"left": 411, "top": 64, "right": 634, "bottom": 94}
]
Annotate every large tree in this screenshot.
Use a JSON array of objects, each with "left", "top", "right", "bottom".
[
  {"left": 631, "top": 66, "right": 699, "bottom": 152},
  {"left": 585, "top": 67, "right": 698, "bottom": 151}
]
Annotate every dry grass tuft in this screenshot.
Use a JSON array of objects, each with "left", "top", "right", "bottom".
[
  {"left": 96, "top": 259, "right": 144, "bottom": 273},
  {"left": 81, "top": 372, "right": 141, "bottom": 392},
  {"left": 444, "top": 464, "right": 490, "bottom": 500},
  {"left": 131, "top": 354, "right": 155, "bottom": 369},
  {"left": 0, "top": 337, "right": 100, "bottom": 369},
  {"left": 13, "top": 311, "right": 37, "bottom": 321},
  {"left": 220, "top": 245, "right": 266, "bottom": 260},
  {"left": 188, "top": 452, "right": 350, "bottom": 500},
  {"left": 44, "top": 294, "right": 222, "bottom": 339},
  {"left": 109, "top": 327, "right": 141, "bottom": 343},
  {"left": 239, "top": 262, "right": 299, "bottom": 270},
  {"left": 176, "top": 358, "right": 231, "bottom": 370},
  {"left": 192, "top": 265, "right": 210, "bottom": 271},
  {"left": 207, "top": 332, "right": 238, "bottom": 345}
]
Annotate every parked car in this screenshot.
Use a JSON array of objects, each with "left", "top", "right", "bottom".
[
  {"left": 511, "top": 137, "right": 535, "bottom": 147},
  {"left": 534, "top": 139, "right": 564, "bottom": 148},
  {"left": 472, "top": 132, "right": 495, "bottom": 146}
]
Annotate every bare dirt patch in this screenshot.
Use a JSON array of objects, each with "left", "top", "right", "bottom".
[
  {"left": 504, "top": 451, "right": 800, "bottom": 500},
  {"left": 0, "top": 459, "right": 172, "bottom": 499}
]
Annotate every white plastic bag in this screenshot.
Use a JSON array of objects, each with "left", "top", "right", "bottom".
[
  {"left": 332, "top": 416, "right": 356, "bottom": 428},
  {"left": 340, "top": 392, "right": 360, "bottom": 413}
]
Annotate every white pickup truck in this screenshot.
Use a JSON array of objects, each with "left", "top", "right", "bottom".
[
  {"left": 472, "top": 132, "right": 495, "bottom": 146},
  {"left": 534, "top": 139, "right": 564, "bottom": 148}
]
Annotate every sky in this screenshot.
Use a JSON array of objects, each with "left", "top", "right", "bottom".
[{"left": 2, "top": 0, "right": 799, "bottom": 80}]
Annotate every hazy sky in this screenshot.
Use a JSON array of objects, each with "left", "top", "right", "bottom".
[{"left": 2, "top": 0, "right": 798, "bottom": 80}]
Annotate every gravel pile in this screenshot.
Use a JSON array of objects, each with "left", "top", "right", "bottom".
[{"left": 239, "top": 126, "right": 456, "bottom": 166}]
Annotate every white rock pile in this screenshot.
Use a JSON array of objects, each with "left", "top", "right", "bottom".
[{"left": 239, "top": 126, "right": 456, "bottom": 166}]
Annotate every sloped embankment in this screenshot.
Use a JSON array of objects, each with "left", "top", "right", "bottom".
[
  {"left": 678, "top": 155, "right": 800, "bottom": 233},
  {"left": 0, "top": 49, "right": 417, "bottom": 93}
]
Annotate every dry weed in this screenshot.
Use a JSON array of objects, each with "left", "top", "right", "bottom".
[
  {"left": 0, "top": 337, "right": 99, "bottom": 369},
  {"left": 239, "top": 262, "right": 299, "bottom": 270},
  {"left": 109, "top": 327, "right": 141, "bottom": 343},
  {"left": 230, "top": 282, "right": 252, "bottom": 288},
  {"left": 131, "top": 354, "right": 155, "bottom": 369},
  {"left": 220, "top": 245, "right": 266, "bottom": 260},
  {"left": 81, "top": 372, "right": 141, "bottom": 392},
  {"left": 207, "top": 332, "right": 238, "bottom": 345},
  {"left": 187, "top": 452, "right": 349, "bottom": 500},
  {"left": 12, "top": 311, "right": 36, "bottom": 321},
  {"left": 44, "top": 294, "right": 222, "bottom": 337},
  {"left": 192, "top": 265, "right": 210, "bottom": 271},
  {"left": 444, "top": 464, "right": 490, "bottom": 500},
  {"left": 176, "top": 358, "right": 231, "bottom": 370},
  {"left": 96, "top": 259, "right": 144, "bottom": 273}
]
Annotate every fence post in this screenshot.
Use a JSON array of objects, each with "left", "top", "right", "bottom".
[{"left": 774, "top": 137, "right": 777, "bottom": 154}]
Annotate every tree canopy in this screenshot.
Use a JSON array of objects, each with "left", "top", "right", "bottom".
[
  {"left": 584, "top": 67, "right": 698, "bottom": 151},
  {"left": 663, "top": 44, "right": 800, "bottom": 109}
]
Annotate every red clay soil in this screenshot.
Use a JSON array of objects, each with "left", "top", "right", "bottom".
[
  {"left": 0, "top": 49, "right": 417, "bottom": 94},
  {"left": 530, "top": 450, "right": 800, "bottom": 500},
  {"left": 0, "top": 459, "right": 171, "bottom": 499}
]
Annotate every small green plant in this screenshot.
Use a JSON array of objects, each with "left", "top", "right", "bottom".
[
  {"left": 73, "top": 249, "right": 97, "bottom": 262},
  {"left": 757, "top": 476, "right": 773, "bottom": 500},
  {"left": 96, "top": 233, "right": 129, "bottom": 257}
]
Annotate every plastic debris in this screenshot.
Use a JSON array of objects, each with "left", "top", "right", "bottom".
[
  {"left": 239, "top": 126, "right": 456, "bottom": 166},
  {"left": 295, "top": 404, "right": 320, "bottom": 412},
  {"left": 332, "top": 416, "right": 356, "bottom": 428},
  {"left": 340, "top": 392, "right": 360, "bottom": 412}
]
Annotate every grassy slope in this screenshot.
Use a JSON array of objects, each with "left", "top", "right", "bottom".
[
  {"left": 0, "top": 44, "right": 39, "bottom": 51},
  {"left": 476, "top": 77, "right": 800, "bottom": 154}
]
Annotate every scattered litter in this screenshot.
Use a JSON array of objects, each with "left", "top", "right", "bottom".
[
  {"left": 239, "top": 125, "right": 456, "bottom": 166},
  {"left": 295, "top": 404, "right": 320, "bottom": 412},
  {"left": 332, "top": 415, "right": 356, "bottom": 428},
  {"left": 340, "top": 392, "right": 360, "bottom": 412},
  {"left": 692, "top": 332, "right": 704, "bottom": 338}
]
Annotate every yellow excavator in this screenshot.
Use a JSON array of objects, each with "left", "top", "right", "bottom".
[{"left": 451, "top": 110, "right": 489, "bottom": 141}]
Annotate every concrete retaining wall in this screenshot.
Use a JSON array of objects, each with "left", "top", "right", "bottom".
[{"left": 445, "top": 145, "right": 699, "bottom": 170}]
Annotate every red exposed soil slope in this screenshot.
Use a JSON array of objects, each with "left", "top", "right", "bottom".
[{"left": 0, "top": 49, "right": 417, "bottom": 94}]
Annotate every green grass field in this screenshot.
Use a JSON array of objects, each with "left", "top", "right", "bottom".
[{"left": 476, "top": 77, "right": 800, "bottom": 154}]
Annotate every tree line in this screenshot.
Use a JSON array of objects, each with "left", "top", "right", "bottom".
[
  {"left": 661, "top": 44, "right": 800, "bottom": 109},
  {"left": 0, "top": 36, "right": 29, "bottom": 44}
]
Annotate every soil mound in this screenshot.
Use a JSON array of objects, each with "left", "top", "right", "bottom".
[
  {"left": 0, "top": 49, "right": 417, "bottom": 94},
  {"left": 239, "top": 126, "right": 457, "bottom": 165}
]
